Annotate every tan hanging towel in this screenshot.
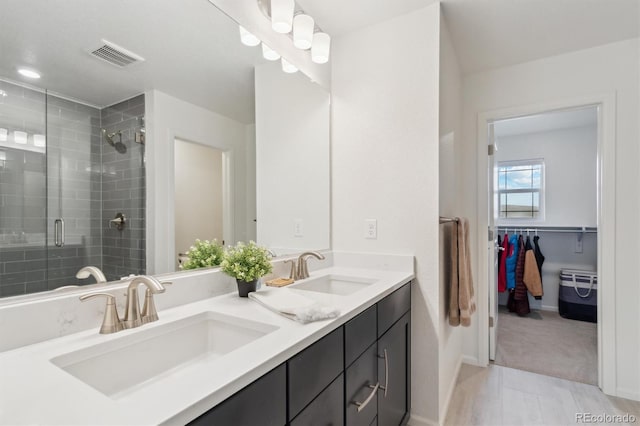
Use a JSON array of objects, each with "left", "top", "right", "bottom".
[
  {"left": 449, "top": 217, "right": 476, "bottom": 327},
  {"left": 523, "top": 250, "right": 543, "bottom": 297}
]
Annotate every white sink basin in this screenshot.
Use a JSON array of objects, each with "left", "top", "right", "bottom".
[
  {"left": 291, "top": 274, "right": 378, "bottom": 296},
  {"left": 51, "top": 312, "right": 278, "bottom": 399}
]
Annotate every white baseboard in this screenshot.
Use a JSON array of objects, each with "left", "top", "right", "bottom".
[
  {"left": 461, "top": 354, "right": 481, "bottom": 366},
  {"left": 616, "top": 387, "right": 640, "bottom": 401},
  {"left": 408, "top": 413, "right": 438, "bottom": 426},
  {"left": 540, "top": 304, "right": 559, "bottom": 312},
  {"left": 439, "top": 356, "right": 463, "bottom": 424}
]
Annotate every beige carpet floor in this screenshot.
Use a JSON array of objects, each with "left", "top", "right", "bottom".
[{"left": 495, "top": 305, "right": 597, "bottom": 385}]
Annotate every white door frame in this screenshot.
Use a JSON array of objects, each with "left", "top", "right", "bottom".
[{"left": 475, "top": 93, "right": 617, "bottom": 395}]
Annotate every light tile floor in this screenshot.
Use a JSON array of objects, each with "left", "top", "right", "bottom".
[{"left": 444, "top": 364, "right": 640, "bottom": 426}]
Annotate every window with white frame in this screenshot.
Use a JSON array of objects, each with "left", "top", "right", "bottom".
[{"left": 497, "top": 159, "right": 545, "bottom": 219}]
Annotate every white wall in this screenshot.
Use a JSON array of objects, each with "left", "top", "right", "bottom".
[
  {"left": 174, "top": 139, "right": 224, "bottom": 266},
  {"left": 246, "top": 124, "right": 257, "bottom": 242},
  {"left": 146, "top": 90, "right": 254, "bottom": 274},
  {"left": 459, "top": 38, "right": 640, "bottom": 400},
  {"left": 332, "top": 5, "right": 442, "bottom": 424},
  {"left": 255, "top": 62, "right": 330, "bottom": 254},
  {"left": 495, "top": 125, "right": 598, "bottom": 227},
  {"left": 438, "top": 12, "right": 464, "bottom": 420}
]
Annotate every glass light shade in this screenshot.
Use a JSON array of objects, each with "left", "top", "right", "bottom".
[
  {"left": 293, "top": 14, "right": 314, "bottom": 50},
  {"left": 0, "top": 128, "right": 7, "bottom": 142},
  {"left": 13, "top": 131, "right": 27, "bottom": 144},
  {"left": 33, "top": 134, "right": 46, "bottom": 147},
  {"left": 239, "top": 25, "right": 260, "bottom": 47},
  {"left": 311, "top": 32, "right": 331, "bottom": 64},
  {"left": 281, "top": 57, "right": 298, "bottom": 74},
  {"left": 261, "top": 43, "right": 280, "bottom": 61},
  {"left": 271, "top": 0, "right": 294, "bottom": 33}
]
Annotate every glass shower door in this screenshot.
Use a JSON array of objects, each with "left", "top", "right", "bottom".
[
  {"left": 45, "top": 93, "right": 103, "bottom": 290},
  {"left": 0, "top": 81, "right": 48, "bottom": 297}
]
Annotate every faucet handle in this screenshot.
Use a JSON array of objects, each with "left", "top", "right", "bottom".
[
  {"left": 141, "top": 282, "right": 171, "bottom": 324},
  {"left": 80, "top": 292, "right": 123, "bottom": 334},
  {"left": 284, "top": 259, "right": 298, "bottom": 280}
]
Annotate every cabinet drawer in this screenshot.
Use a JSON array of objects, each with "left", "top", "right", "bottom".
[
  {"left": 345, "top": 305, "right": 377, "bottom": 368},
  {"left": 288, "top": 327, "right": 344, "bottom": 420},
  {"left": 377, "top": 282, "right": 411, "bottom": 338},
  {"left": 291, "top": 373, "right": 344, "bottom": 426},
  {"left": 188, "top": 363, "right": 286, "bottom": 426},
  {"left": 346, "top": 343, "right": 378, "bottom": 426}
]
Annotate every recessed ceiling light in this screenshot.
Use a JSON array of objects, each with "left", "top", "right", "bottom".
[
  {"left": 18, "top": 68, "right": 41, "bottom": 79},
  {"left": 0, "top": 90, "right": 7, "bottom": 97}
]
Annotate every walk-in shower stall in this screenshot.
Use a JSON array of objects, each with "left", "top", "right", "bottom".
[{"left": 0, "top": 79, "right": 146, "bottom": 296}]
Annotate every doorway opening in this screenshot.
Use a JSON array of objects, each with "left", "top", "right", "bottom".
[
  {"left": 487, "top": 105, "right": 600, "bottom": 385},
  {"left": 174, "top": 138, "right": 226, "bottom": 270}
]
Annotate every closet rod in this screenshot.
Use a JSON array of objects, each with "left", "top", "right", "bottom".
[
  {"left": 439, "top": 216, "right": 459, "bottom": 224},
  {"left": 496, "top": 226, "right": 597, "bottom": 234}
]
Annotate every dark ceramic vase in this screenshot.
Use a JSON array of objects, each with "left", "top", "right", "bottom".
[{"left": 236, "top": 279, "right": 257, "bottom": 297}]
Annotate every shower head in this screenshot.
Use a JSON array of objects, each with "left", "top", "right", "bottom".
[{"left": 102, "top": 129, "right": 127, "bottom": 154}]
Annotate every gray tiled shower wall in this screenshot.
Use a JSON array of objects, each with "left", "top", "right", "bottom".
[
  {"left": 100, "top": 95, "right": 146, "bottom": 282},
  {"left": 0, "top": 80, "right": 145, "bottom": 296}
]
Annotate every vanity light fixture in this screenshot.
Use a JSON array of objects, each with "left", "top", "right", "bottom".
[
  {"left": 262, "top": 43, "right": 280, "bottom": 61},
  {"left": 311, "top": 32, "right": 331, "bottom": 64},
  {"left": 293, "top": 14, "right": 314, "bottom": 50},
  {"left": 271, "top": 0, "right": 294, "bottom": 33},
  {"left": 0, "top": 128, "right": 7, "bottom": 142},
  {"left": 248, "top": 0, "right": 331, "bottom": 71},
  {"left": 17, "top": 68, "right": 41, "bottom": 79},
  {"left": 281, "top": 57, "right": 298, "bottom": 73},
  {"left": 33, "top": 134, "right": 46, "bottom": 148},
  {"left": 239, "top": 25, "right": 261, "bottom": 47},
  {"left": 13, "top": 131, "right": 27, "bottom": 144}
]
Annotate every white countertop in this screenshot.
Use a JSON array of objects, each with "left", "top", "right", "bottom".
[{"left": 0, "top": 264, "right": 413, "bottom": 425}]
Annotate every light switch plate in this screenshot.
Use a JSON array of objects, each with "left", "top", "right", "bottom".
[{"left": 364, "top": 219, "right": 377, "bottom": 239}]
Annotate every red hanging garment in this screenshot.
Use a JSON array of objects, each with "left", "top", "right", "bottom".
[{"left": 497, "top": 234, "right": 509, "bottom": 292}]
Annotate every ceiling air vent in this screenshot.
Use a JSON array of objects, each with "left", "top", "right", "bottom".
[{"left": 88, "top": 40, "right": 145, "bottom": 68}]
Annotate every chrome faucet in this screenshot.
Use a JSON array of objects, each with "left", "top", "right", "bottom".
[
  {"left": 123, "top": 275, "right": 167, "bottom": 329},
  {"left": 296, "top": 251, "right": 326, "bottom": 280},
  {"left": 76, "top": 266, "right": 107, "bottom": 283}
]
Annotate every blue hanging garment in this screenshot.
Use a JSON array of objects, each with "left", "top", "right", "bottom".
[{"left": 505, "top": 234, "right": 519, "bottom": 290}]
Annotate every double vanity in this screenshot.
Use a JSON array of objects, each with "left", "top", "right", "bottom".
[{"left": 0, "top": 252, "right": 414, "bottom": 425}]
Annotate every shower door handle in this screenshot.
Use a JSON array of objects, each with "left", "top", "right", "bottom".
[{"left": 54, "top": 218, "right": 65, "bottom": 247}]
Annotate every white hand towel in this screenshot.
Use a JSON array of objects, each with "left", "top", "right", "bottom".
[{"left": 248, "top": 288, "right": 340, "bottom": 323}]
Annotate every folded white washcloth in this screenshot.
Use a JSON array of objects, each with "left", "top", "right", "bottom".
[{"left": 248, "top": 288, "right": 340, "bottom": 323}]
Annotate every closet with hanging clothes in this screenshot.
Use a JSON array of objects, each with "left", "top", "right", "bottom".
[{"left": 490, "top": 106, "right": 599, "bottom": 385}]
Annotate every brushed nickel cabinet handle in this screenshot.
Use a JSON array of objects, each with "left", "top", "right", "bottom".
[
  {"left": 353, "top": 382, "right": 380, "bottom": 413},
  {"left": 379, "top": 348, "right": 389, "bottom": 397}
]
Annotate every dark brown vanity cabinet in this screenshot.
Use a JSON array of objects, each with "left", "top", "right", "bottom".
[
  {"left": 188, "top": 282, "right": 411, "bottom": 426},
  {"left": 376, "top": 284, "right": 411, "bottom": 426},
  {"left": 377, "top": 312, "right": 411, "bottom": 426},
  {"left": 189, "top": 363, "right": 286, "bottom": 426}
]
